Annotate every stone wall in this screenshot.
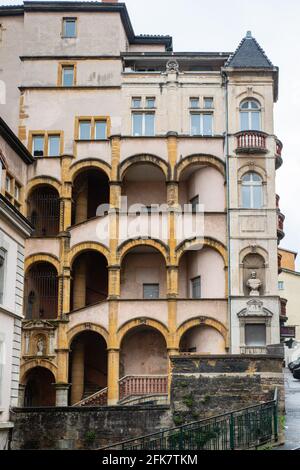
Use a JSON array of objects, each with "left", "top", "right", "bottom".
[
  {"left": 170, "top": 354, "right": 284, "bottom": 426},
  {"left": 10, "top": 405, "right": 171, "bottom": 450}
]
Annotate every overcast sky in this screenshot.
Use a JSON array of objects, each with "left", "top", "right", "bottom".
[{"left": 1, "top": 0, "right": 299, "bottom": 268}]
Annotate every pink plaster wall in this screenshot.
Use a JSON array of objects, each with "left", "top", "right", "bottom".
[
  {"left": 180, "top": 325, "right": 225, "bottom": 354},
  {"left": 179, "top": 167, "right": 225, "bottom": 211}
]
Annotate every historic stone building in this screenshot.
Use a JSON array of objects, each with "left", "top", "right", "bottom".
[{"left": 0, "top": 1, "right": 284, "bottom": 407}]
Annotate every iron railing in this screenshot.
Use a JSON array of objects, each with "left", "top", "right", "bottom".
[{"left": 101, "top": 395, "right": 278, "bottom": 450}]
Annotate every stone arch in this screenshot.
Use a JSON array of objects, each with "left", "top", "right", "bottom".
[
  {"left": 70, "top": 158, "right": 111, "bottom": 182},
  {"left": 237, "top": 163, "right": 267, "bottom": 183},
  {"left": 237, "top": 91, "right": 264, "bottom": 106},
  {"left": 118, "top": 154, "right": 170, "bottom": 181},
  {"left": 25, "top": 253, "right": 60, "bottom": 273},
  {"left": 177, "top": 316, "right": 228, "bottom": 349},
  {"left": 117, "top": 238, "right": 169, "bottom": 265},
  {"left": 175, "top": 154, "right": 225, "bottom": 181},
  {"left": 67, "top": 323, "right": 109, "bottom": 347},
  {"left": 239, "top": 246, "right": 269, "bottom": 266},
  {"left": 176, "top": 237, "right": 227, "bottom": 267},
  {"left": 20, "top": 359, "right": 57, "bottom": 385},
  {"left": 69, "top": 241, "right": 110, "bottom": 267},
  {"left": 26, "top": 176, "right": 62, "bottom": 199},
  {"left": 116, "top": 317, "right": 170, "bottom": 349}
]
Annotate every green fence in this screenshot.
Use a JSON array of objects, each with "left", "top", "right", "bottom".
[{"left": 101, "top": 396, "right": 278, "bottom": 450}]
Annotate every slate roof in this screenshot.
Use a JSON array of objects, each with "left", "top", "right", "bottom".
[{"left": 225, "top": 31, "right": 273, "bottom": 68}]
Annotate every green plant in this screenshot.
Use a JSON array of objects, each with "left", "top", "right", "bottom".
[
  {"left": 173, "top": 415, "right": 185, "bottom": 426},
  {"left": 85, "top": 431, "right": 96, "bottom": 444},
  {"left": 183, "top": 394, "right": 194, "bottom": 408},
  {"left": 279, "top": 414, "right": 286, "bottom": 431},
  {"left": 257, "top": 443, "right": 273, "bottom": 451},
  {"left": 203, "top": 394, "right": 211, "bottom": 403}
]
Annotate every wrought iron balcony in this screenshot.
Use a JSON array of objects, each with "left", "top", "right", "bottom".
[
  {"left": 275, "top": 138, "right": 283, "bottom": 169},
  {"left": 235, "top": 131, "right": 268, "bottom": 154}
]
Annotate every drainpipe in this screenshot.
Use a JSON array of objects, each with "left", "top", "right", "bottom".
[{"left": 222, "top": 70, "right": 232, "bottom": 353}]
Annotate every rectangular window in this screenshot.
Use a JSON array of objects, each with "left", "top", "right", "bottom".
[
  {"left": 79, "top": 121, "right": 91, "bottom": 140},
  {"left": 132, "top": 97, "right": 141, "bottom": 109},
  {"left": 32, "top": 135, "right": 44, "bottom": 157},
  {"left": 48, "top": 135, "right": 60, "bottom": 156},
  {"left": 204, "top": 97, "right": 214, "bottom": 109},
  {"left": 191, "top": 276, "right": 201, "bottom": 299},
  {"left": 190, "top": 195, "right": 199, "bottom": 214},
  {"left": 14, "top": 183, "right": 21, "bottom": 201},
  {"left": 190, "top": 97, "right": 199, "bottom": 108},
  {"left": 132, "top": 113, "right": 155, "bottom": 136},
  {"left": 278, "top": 281, "right": 284, "bottom": 291},
  {"left": 143, "top": 283, "right": 159, "bottom": 299},
  {"left": 62, "top": 66, "right": 74, "bottom": 86},
  {"left": 191, "top": 113, "right": 213, "bottom": 136},
  {"left": 146, "top": 97, "right": 155, "bottom": 109},
  {"left": 63, "top": 18, "right": 77, "bottom": 38},
  {"left": 95, "top": 121, "right": 107, "bottom": 140},
  {"left": 0, "top": 248, "right": 6, "bottom": 305},
  {"left": 5, "top": 175, "right": 11, "bottom": 193},
  {"left": 245, "top": 324, "right": 266, "bottom": 347}
]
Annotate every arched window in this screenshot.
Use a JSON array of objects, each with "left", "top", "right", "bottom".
[
  {"left": 242, "top": 172, "right": 263, "bottom": 209},
  {"left": 240, "top": 100, "right": 261, "bottom": 131}
]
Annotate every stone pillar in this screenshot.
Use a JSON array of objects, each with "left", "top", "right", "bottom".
[
  {"left": 18, "top": 384, "right": 25, "bottom": 407},
  {"left": 107, "top": 348, "right": 120, "bottom": 405},
  {"left": 55, "top": 383, "right": 70, "bottom": 406},
  {"left": 72, "top": 257, "right": 86, "bottom": 310},
  {"left": 108, "top": 266, "right": 120, "bottom": 299},
  {"left": 70, "top": 339, "right": 84, "bottom": 405},
  {"left": 75, "top": 181, "right": 88, "bottom": 224}
]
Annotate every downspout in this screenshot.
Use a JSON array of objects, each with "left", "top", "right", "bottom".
[{"left": 222, "top": 70, "right": 232, "bottom": 353}]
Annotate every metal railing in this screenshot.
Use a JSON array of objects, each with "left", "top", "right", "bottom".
[{"left": 101, "top": 394, "right": 278, "bottom": 450}]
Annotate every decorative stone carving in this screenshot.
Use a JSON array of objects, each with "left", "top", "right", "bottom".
[
  {"left": 166, "top": 59, "right": 179, "bottom": 73},
  {"left": 246, "top": 271, "right": 262, "bottom": 296},
  {"left": 237, "top": 299, "right": 273, "bottom": 318},
  {"left": 37, "top": 336, "right": 45, "bottom": 356}
]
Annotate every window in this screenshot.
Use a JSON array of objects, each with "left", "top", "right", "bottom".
[
  {"left": 240, "top": 99, "right": 261, "bottom": 131},
  {"left": 14, "top": 183, "right": 21, "bottom": 201},
  {"left": 62, "top": 66, "right": 74, "bottom": 86},
  {"left": 95, "top": 121, "right": 107, "bottom": 140},
  {"left": 190, "top": 195, "right": 199, "bottom": 214},
  {"left": 143, "top": 283, "right": 159, "bottom": 299},
  {"left": 0, "top": 336, "right": 4, "bottom": 406},
  {"left": 5, "top": 175, "right": 11, "bottom": 193},
  {"left": 191, "top": 276, "right": 201, "bottom": 299},
  {"left": 190, "top": 98, "right": 199, "bottom": 108},
  {"left": 204, "top": 97, "right": 213, "bottom": 109},
  {"left": 245, "top": 324, "right": 266, "bottom": 347},
  {"left": 48, "top": 135, "right": 60, "bottom": 156},
  {"left": 242, "top": 172, "right": 263, "bottom": 209},
  {"left": 132, "top": 97, "right": 141, "bottom": 109},
  {"left": 63, "top": 18, "right": 77, "bottom": 38},
  {"left": 191, "top": 113, "right": 213, "bottom": 136},
  {"left": 79, "top": 121, "right": 91, "bottom": 140},
  {"left": 32, "top": 135, "right": 45, "bottom": 157},
  {"left": 146, "top": 97, "right": 155, "bottom": 109},
  {"left": 0, "top": 248, "right": 6, "bottom": 304},
  {"left": 132, "top": 112, "right": 155, "bottom": 136},
  {"left": 278, "top": 281, "right": 284, "bottom": 291}
]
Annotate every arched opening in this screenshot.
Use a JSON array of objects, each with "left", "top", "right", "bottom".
[
  {"left": 242, "top": 253, "right": 265, "bottom": 295},
  {"left": 71, "top": 250, "right": 108, "bottom": 310},
  {"left": 178, "top": 164, "right": 225, "bottom": 212},
  {"left": 119, "top": 325, "right": 168, "bottom": 400},
  {"left": 24, "top": 367, "right": 55, "bottom": 407},
  {"left": 178, "top": 247, "right": 225, "bottom": 298},
  {"left": 24, "top": 262, "right": 58, "bottom": 319},
  {"left": 122, "top": 162, "right": 167, "bottom": 209},
  {"left": 69, "top": 331, "right": 107, "bottom": 405},
  {"left": 27, "top": 185, "right": 60, "bottom": 236},
  {"left": 72, "top": 169, "right": 109, "bottom": 225},
  {"left": 120, "top": 245, "right": 167, "bottom": 299},
  {"left": 179, "top": 325, "right": 225, "bottom": 354}
]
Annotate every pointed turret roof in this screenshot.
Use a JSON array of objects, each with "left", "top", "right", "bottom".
[{"left": 225, "top": 31, "right": 273, "bottom": 68}]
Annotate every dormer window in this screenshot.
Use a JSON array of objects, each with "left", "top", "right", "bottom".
[{"left": 62, "top": 18, "right": 77, "bottom": 38}]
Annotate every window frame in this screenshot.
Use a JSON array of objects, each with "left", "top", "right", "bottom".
[
  {"left": 239, "top": 99, "right": 261, "bottom": 131},
  {"left": 245, "top": 323, "right": 266, "bottom": 347},
  {"left": 58, "top": 62, "right": 77, "bottom": 87},
  {"left": 0, "top": 248, "right": 7, "bottom": 305},
  {"left": 75, "top": 116, "right": 110, "bottom": 141},
  {"left": 62, "top": 17, "right": 77, "bottom": 39},
  {"left": 29, "top": 131, "right": 64, "bottom": 157},
  {"left": 190, "top": 276, "right": 201, "bottom": 299},
  {"left": 190, "top": 112, "right": 213, "bottom": 136},
  {"left": 241, "top": 171, "right": 263, "bottom": 209},
  {"left": 132, "top": 111, "right": 155, "bottom": 136},
  {"left": 143, "top": 283, "right": 160, "bottom": 299}
]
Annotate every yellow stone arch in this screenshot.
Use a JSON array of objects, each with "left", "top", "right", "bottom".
[
  {"left": 176, "top": 236, "right": 227, "bottom": 267},
  {"left": 116, "top": 317, "right": 170, "bottom": 348},
  {"left": 69, "top": 241, "right": 110, "bottom": 266},
  {"left": 70, "top": 158, "right": 111, "bottom": 182},
  {"left": 117, "top": 238, "right": 169, "bottom": 264},
  {"left": 20, "top": 359, "right": 58, "bottom": 384},
  {"left": 176, "top": 316, "right": 229, "bottom": 349},
  {"left": 175, "top": 154, "right": 225, "bottom": 181},
  {"left": 25, "top": 253, "right": 60, "bottom": 273},
  {"left": 67, "top": 323, "right": 109, "bottom": 346},
  {"left": 118, "top": 154, "right": 170, "bottom": 181},
  {"left": 26, "top": 176, "right": 62, "bottom": 199}
]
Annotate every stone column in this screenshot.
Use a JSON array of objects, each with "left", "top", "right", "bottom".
[
  {"left": 55, "top": 383, "right": 70, "bottom": 406},
  {"left": 107, "top": 348, "right": 120, "bottom": 405},
  {"left": 70, "top": 339, "right": 84, "bottom": 405},
  {"left": 72, "top": 257, "right": 86, "bottom": 310},
  {"left": 75, "top": 181, "right": 88, "bottom": 224},
  {"left": 18, "top": 384, "right": 25, "bottom": 407}
]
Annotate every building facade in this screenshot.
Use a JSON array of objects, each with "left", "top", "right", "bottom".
[
  {"left": 0, "top": 1, "right": 284, "bottom": 407},
  {"left": 0, "top": 118, "right": 33, "bottom": 448}
]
